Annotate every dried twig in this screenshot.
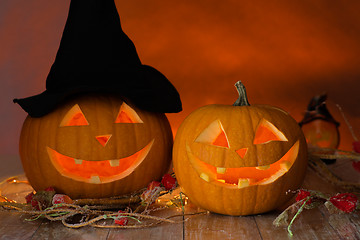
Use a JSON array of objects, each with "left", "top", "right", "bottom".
[{"left": 308, "top": 151, "right": 360, "bottom": 192}]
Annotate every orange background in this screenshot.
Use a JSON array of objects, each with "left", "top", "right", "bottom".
[{"left": 1, "top": 0, "right": 360, "bottom": 155}]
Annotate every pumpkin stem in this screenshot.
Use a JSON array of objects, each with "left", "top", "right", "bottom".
[{"left": 233, "top": 81, "right": 250, "bottom": 106}]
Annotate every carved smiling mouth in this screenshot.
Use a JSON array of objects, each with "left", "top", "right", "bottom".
[
  {"left": 47, "top": 139, "right": 154, "bottom": 184},
  {"left": 186, "top": 141, "right": 299, "bottom": 189}
]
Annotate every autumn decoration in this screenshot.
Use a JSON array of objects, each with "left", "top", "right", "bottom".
[
  {"left": 173, "top": 81, "right": 308, "bottom": 216},
  {"left": 13, "top": 0, "right": 181, "bottom": 200},
  {"left": 0, "top": 174, "right": 193, "bottom": 229},
  {"left": 19, "top": 94, "right": 173, "bottom": 199}
]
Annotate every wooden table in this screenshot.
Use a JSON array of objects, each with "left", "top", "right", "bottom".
[{"left": 0, "top": 155, "right": 359, "bottom": 240}]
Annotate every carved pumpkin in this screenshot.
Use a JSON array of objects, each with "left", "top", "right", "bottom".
[
  {"left": 19, "top": 94, "right": 173, "bottom": 199},
  {"left": 173, "top": 82, "right": 308, "bottom": 216}
]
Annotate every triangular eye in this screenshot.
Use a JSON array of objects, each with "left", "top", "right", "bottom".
[
  {"left": 253, "top": 119, "right": 288, "bottom": 144},
  {"left": 60, "top": 104, "right": 89, "bottom": 127},
  {"left": 195, "top": 120, "right": 230, "bottom": 148},
  {"left": 115, "top": 102, "right": 143, "bottom": 124}
]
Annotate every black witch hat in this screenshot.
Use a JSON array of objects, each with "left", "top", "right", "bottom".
[
  {"left": 14, "top": 0, "right": 182, "bottom": 117},
  {"left": 298, "top": 93, "right": 339, "bottom": 127}
]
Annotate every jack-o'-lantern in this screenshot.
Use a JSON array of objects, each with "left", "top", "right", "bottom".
[
  {"left": 173, "top": 81, "right": 308, "bottom": 216},
  {"left": 19, "top": 94, "right": 173, "bottom": 199},
  {"left": 14, "top": 0, "right": 182, "bottom": 199}
]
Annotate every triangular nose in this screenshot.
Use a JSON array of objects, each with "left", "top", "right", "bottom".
[
  {"left": 95, "top": 134, "right": 112, "bottom": 147},
  {"left": 236, "top": 148, "right": 248, "bottom": 158}
]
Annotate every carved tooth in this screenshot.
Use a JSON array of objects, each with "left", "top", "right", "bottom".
[
  {"left": 216, "top": 167, "right": 226, "bottom": 174},
  {"left": 280, "top": 161, "right": 292, "bottom": 171},
  {"left": 238, "top": 178, "right": 250, "bottom": 188},
  {"left": 256, "top": 165, "right": 270, "bottom": 170},
  {"left": 109, "top": 159, "right": 120, "bottom": 167},
  {"left": 90, "top": 176, "right": 101, "bottom": 184},
  {"left": 217, "top": 179, "right": 226, "bottom": 183},
  {"left": 74, "top": 159, "right": 83, "bottom": 165},
  {"left": 200, "top": 173, "right": 210, "bottom": 182}
]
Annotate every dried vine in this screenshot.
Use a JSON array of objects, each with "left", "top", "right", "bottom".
[
  {"left": 308, "top": 147, "right": 360, "bottom": 192},
  {"left": 0, "top": 173, "right": 207, "bottom": 229},
  {"left": 0, "top": 191, "right": 207, "bottom": 229}
]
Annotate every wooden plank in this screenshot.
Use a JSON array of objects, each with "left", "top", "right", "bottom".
[
  {"left": 31, "top": 221, "right": 109, "bottom": 240},
  {"left": 0, "top": 211, "right": 37, "bottom": 226},
  {"left": 0, "top": 225, "right": 40, "bottom": 240},
  {"left": 305, "top": 162, "right": 360, "bottom": 239},
  {"left": 184, "top": 204, "right": 262, "bottom": 240},
  {"left": 255, "top": 209, "right": 341, "bottom": 240},
  {"left": 327, "top": 213, "right": 360, "bottom": 240},
  {"left": 0, "top": 211, "right": 43, "bottom": 240},
  {"left": 107, "top": 221, "right": 183, "bottom": 240},
  {"left": 107, "top": 207, "right": 184, "bottom": 240},
  {"left": 254, "top": 167, "right": 343, "bottom": 239}
]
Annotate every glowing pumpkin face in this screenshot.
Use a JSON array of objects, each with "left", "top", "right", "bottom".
[
  {"left": 19, "top": 94, "right": 173, "bottom": 199},
  {"left": 173, "top": 82, "right": 308, "bottom": 216}
]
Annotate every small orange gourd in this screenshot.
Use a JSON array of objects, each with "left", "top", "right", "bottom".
[
  {"left": 19, "top": 93, "right": 173, "bottom": 199},
  {"left": 173, "top": 81, "right": 308, "bottom": 216}
]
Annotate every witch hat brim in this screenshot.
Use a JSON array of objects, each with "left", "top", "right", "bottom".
[
  {"left": 298, "top": 93, "right": 339, "bottom": 126},
  {"left": 14, "top": 0, "right": 181, "bottom": 117}
]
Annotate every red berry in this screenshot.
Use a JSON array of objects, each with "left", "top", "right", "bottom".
[
  {"left": 25, "top": 192, "right": 41, "bottom": 210},
  {"left": 161, "top": 174, "right": 177, "bottom": 190},
  {"left": 31, "top": 199, "right": 40, "bottom": 210},
  {"left": 52, "top": 194, "right": 73, "bottom": 205},
  {"left": 329, "top": 193, "right": 358, "bottom": 213},
  {"left": 115, "top": 211, "right": 128, "bottom": 226},
  {"left": 114, "top": 218, "right": 128, "bottom": 226},
  {"left": 25, "top": 192, "right": 34, "bottom": 204},
  {"left": 296, "top": 190, "right": 312, "bottom": 205}
]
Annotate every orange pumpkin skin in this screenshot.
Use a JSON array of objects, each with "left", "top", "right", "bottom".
[
  {"left": 19, "top": 94, "right": 173, "bottom": 199},
  {"left": 301, "top": 119, "right": 340, "bottom": 148},
  {"left": 173, "top": 83, "right": 308, "bottom": 216}
]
